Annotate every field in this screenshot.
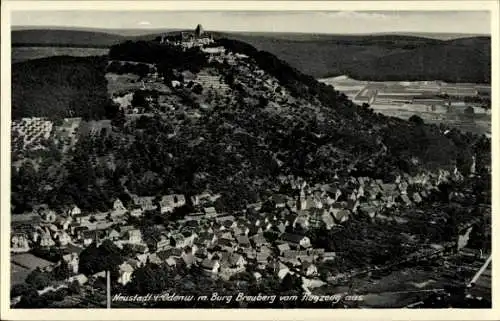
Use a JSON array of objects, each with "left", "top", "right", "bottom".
[
  {"left": 320, "top": 75, "right": 491, "bottom": 137},
  {"left": 12, "top": 47, "right": 109, "bottom": 63}
]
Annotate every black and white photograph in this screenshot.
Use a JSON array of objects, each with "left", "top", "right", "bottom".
[{"left": 1, "top": 0, "right": 497, "bottom": 318}]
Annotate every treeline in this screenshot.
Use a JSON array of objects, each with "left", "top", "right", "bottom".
[{"left": 12, "top": 56, "right": 117, "bottom": 120}]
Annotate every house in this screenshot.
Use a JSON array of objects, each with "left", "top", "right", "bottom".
[
  {"left": 66, "top": 205, "right": 81, "bottom": 217},
  {"left": 125, "top": 229, "right": 143, "bottom": 244},
  {"left": 282, "top": 250, "right": 308, "bottom": 258},
  {"left": 277, "top": 262, "right": 291, "bottom": 280},
  {"left": 11, "top": 233, "right": 30, "bottom": 252},
  {"left": 149, "top": 251, "right": 169, "bottom": 265},
  {"left": 39, "top": 208, "right": 57, "bottom": 223},
  {"left": 398, "top": 181, "right": 409, "bottom": 194},
  {"left": 131, "top": 195, "right": 157, "bottom": 212},
  {"left": 251, "top": 233, "right": 267, "bottom": 248},
  {"left": 55, "top": 216, "right": 72, "bottom": 231},
  {"left": 200, "top": 259, "right": 220, "bottom": 274},
  {"left": 71, "top": 225, "right": 89, "bottom": 240},
  {"left": 182, "top": 250, "right": 195, "bottom": 267},
  {"left": 126, "top": 259, "right": 141, "bottom": 270},
  {"left": 399, "top": 194, "right": 412, "bottom": 206},
  {"left": 170, "top": 233, "right": 190, "bottom": 248},
  {"left": 154, "top": 234, "right": 171, "bottom": 251},
  {"left": 125, "top": 243, "right": 148, "bottom": 254},
  {"left": 216, "top": 215, "right": 236, "bottom": 223},
  {"left": 293, "top": 214, "right": 309, "bottom": 230},
  {"left": 279, "top": 233, "right": 311, "bottom": 249},
  {"left": 256, "top": 252, "right": 270, "bottom": 265},
  {"left": 67, "top": 274, "right": 88, "bottom": 286},
  {"left": 161, "top": 256, "right": 175, "bottom": 267},
  {"left": 219, "top": 253, "right": 246, "bottom": 276},
  {"left": 62, "top": 252, "right": 79, "bottom": 274},
  {"left": 82, "top": 230, "right": 106, "bottom": 246},
  {"left": 54, "top": 231, "right": 72, "bottom": 246},
  {"left": 159, "top": 194, "right": 186, "bottom": 213},
  {"left": 329, "top": 206, "right": 350, "bottom": 224},
  {"left": 108, "top": 229, "right": 120, "bottom": 241},
  {"left": 111, "top": 198, "right": 127, "bottom": 217},
  {"left": 359, "top": 204, "right": 378, "bottom": 219},
  {"left": 217, "top": 238, "right": 235, "bottom": 252},
  {"left": 302, "top": 262, "right": 318, "bottom": 276},
  {"left": 74, "top": 213, "right": 92, "bottom": 225},
  {"left": 232, "top": 225, "right": 249, "bottom": 236},
  {"left": 129, "top": 206, "right": 143, "bottom": 218},
  {"left": 136, "top": 253, "right": 148, "bottom": 266},
  {"left": 40, "top": 231, "right": 55, "bottom": 247},
  {"left": 272, "top": 194, "right": 288, "bottom": 208},
  {"left": 235, "top": 235, "right": 251, "bottom": 248},
  {"left": 322, "top": 252, "right": 336, "bottom": 261},
  {"left": 222, "top": 219, "right": 236, "bottom": 230},
  {"left": 276, "top": 222, "right": 287, "bottom": 234},
  {"left": 204, "top": 207, "right": 217, "bottom": 218},
  {"left": 277, "top": 243, "right": 291, "bottom": 255},
  {"left": 118, "top": 262, "right": 135, "bottom": 285},
  {"left": 413, "top": 192, "right": 423, "bottom": 204}
]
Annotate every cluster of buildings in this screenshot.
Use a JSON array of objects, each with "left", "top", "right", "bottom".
[
  {"left": 11, "top": 154, "right": 475, "bottom": 298},
  {"left": 159, "top": 24, "right": 215, "bottom": 49}
]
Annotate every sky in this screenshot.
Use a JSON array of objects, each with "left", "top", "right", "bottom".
[{"left": 11, "top": 11, "right": 491, "bottom": 35}]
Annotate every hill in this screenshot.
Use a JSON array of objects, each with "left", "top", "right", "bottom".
[
  {"left": 345, "top": 40, "right": 491, "bottom": 83},
  {"left": 11, "top": 29, "right": 126, "bottom": 48},
  {"left": 214, "top": 32, "right": 491, "bottom": 83},
  {"left": 12, "top": 29, "right": 491, "bottom": 83},
  {"left": 10, "top": 36, "right": 490, "bottom": 213}
]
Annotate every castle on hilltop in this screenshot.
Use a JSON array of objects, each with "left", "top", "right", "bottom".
[{"left": 160, "top": 24, "right": 213, "bottom": 49}]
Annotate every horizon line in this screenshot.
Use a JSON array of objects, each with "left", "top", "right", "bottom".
[{"left": 11, "top": 25, "right": 492, "bottom": 37}]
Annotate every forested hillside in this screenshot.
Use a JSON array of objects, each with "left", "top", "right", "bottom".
[{"left": 12, "top": 56, "right": 117, "bottom": 120}]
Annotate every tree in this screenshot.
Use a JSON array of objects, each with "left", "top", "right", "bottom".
[
  {"left": 464, "top": 106, "right": 475, "bottom": 118},
  {"left": 15, "top": 288, "right": 47, "bottom": 309},
  {"left": 192, "top": 83, "right": 203, "bottom": 95},
  {"left": 78, "top": 240, "right": 124, "bottom": 279},
  {"left": 68, "top": 280, "right": 81, "bottom": 295},
  {"left": 25, "top": 268, "right": 52, "bottom": 290},
  {"left": 409, "top": 114, "right": 424, "bottom": 125}
]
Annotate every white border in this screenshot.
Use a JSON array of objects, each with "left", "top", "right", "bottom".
[{"left": 1, "top": 1, "right": 498, "bottom": 320}]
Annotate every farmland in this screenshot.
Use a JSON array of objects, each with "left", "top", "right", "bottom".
[{"left": 319, "top": 75, "right": 491, "bottom": 137}]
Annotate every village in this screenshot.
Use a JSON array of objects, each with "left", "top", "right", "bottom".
[{"left": 11, "top": 151, "right": 489, "bottom": 308}]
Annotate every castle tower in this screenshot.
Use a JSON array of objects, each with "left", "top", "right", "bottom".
[{"left": 195, "top": 24, "right": 204, "bottom": 38}]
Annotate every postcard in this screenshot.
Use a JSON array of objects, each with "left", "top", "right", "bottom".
[{"left": 1, "top": 1, "right": 498, "bottom": 320}]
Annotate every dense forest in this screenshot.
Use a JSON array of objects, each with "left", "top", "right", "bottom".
[{"left": 12, "top": 56, "right": 118, "bottom": 120}]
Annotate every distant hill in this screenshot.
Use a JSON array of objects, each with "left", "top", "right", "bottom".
[
  {"left": 12, "top": 28, "right": 491, "bottom": 83},
  {"left": 214, "top": 32, "right": 491, "bottom": 83},
  {"left": 12, "top": 29, "right": 126, "bottom": 48},
  {"left": 345, "top": 39, "right": 491, "bottom": 83}
]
